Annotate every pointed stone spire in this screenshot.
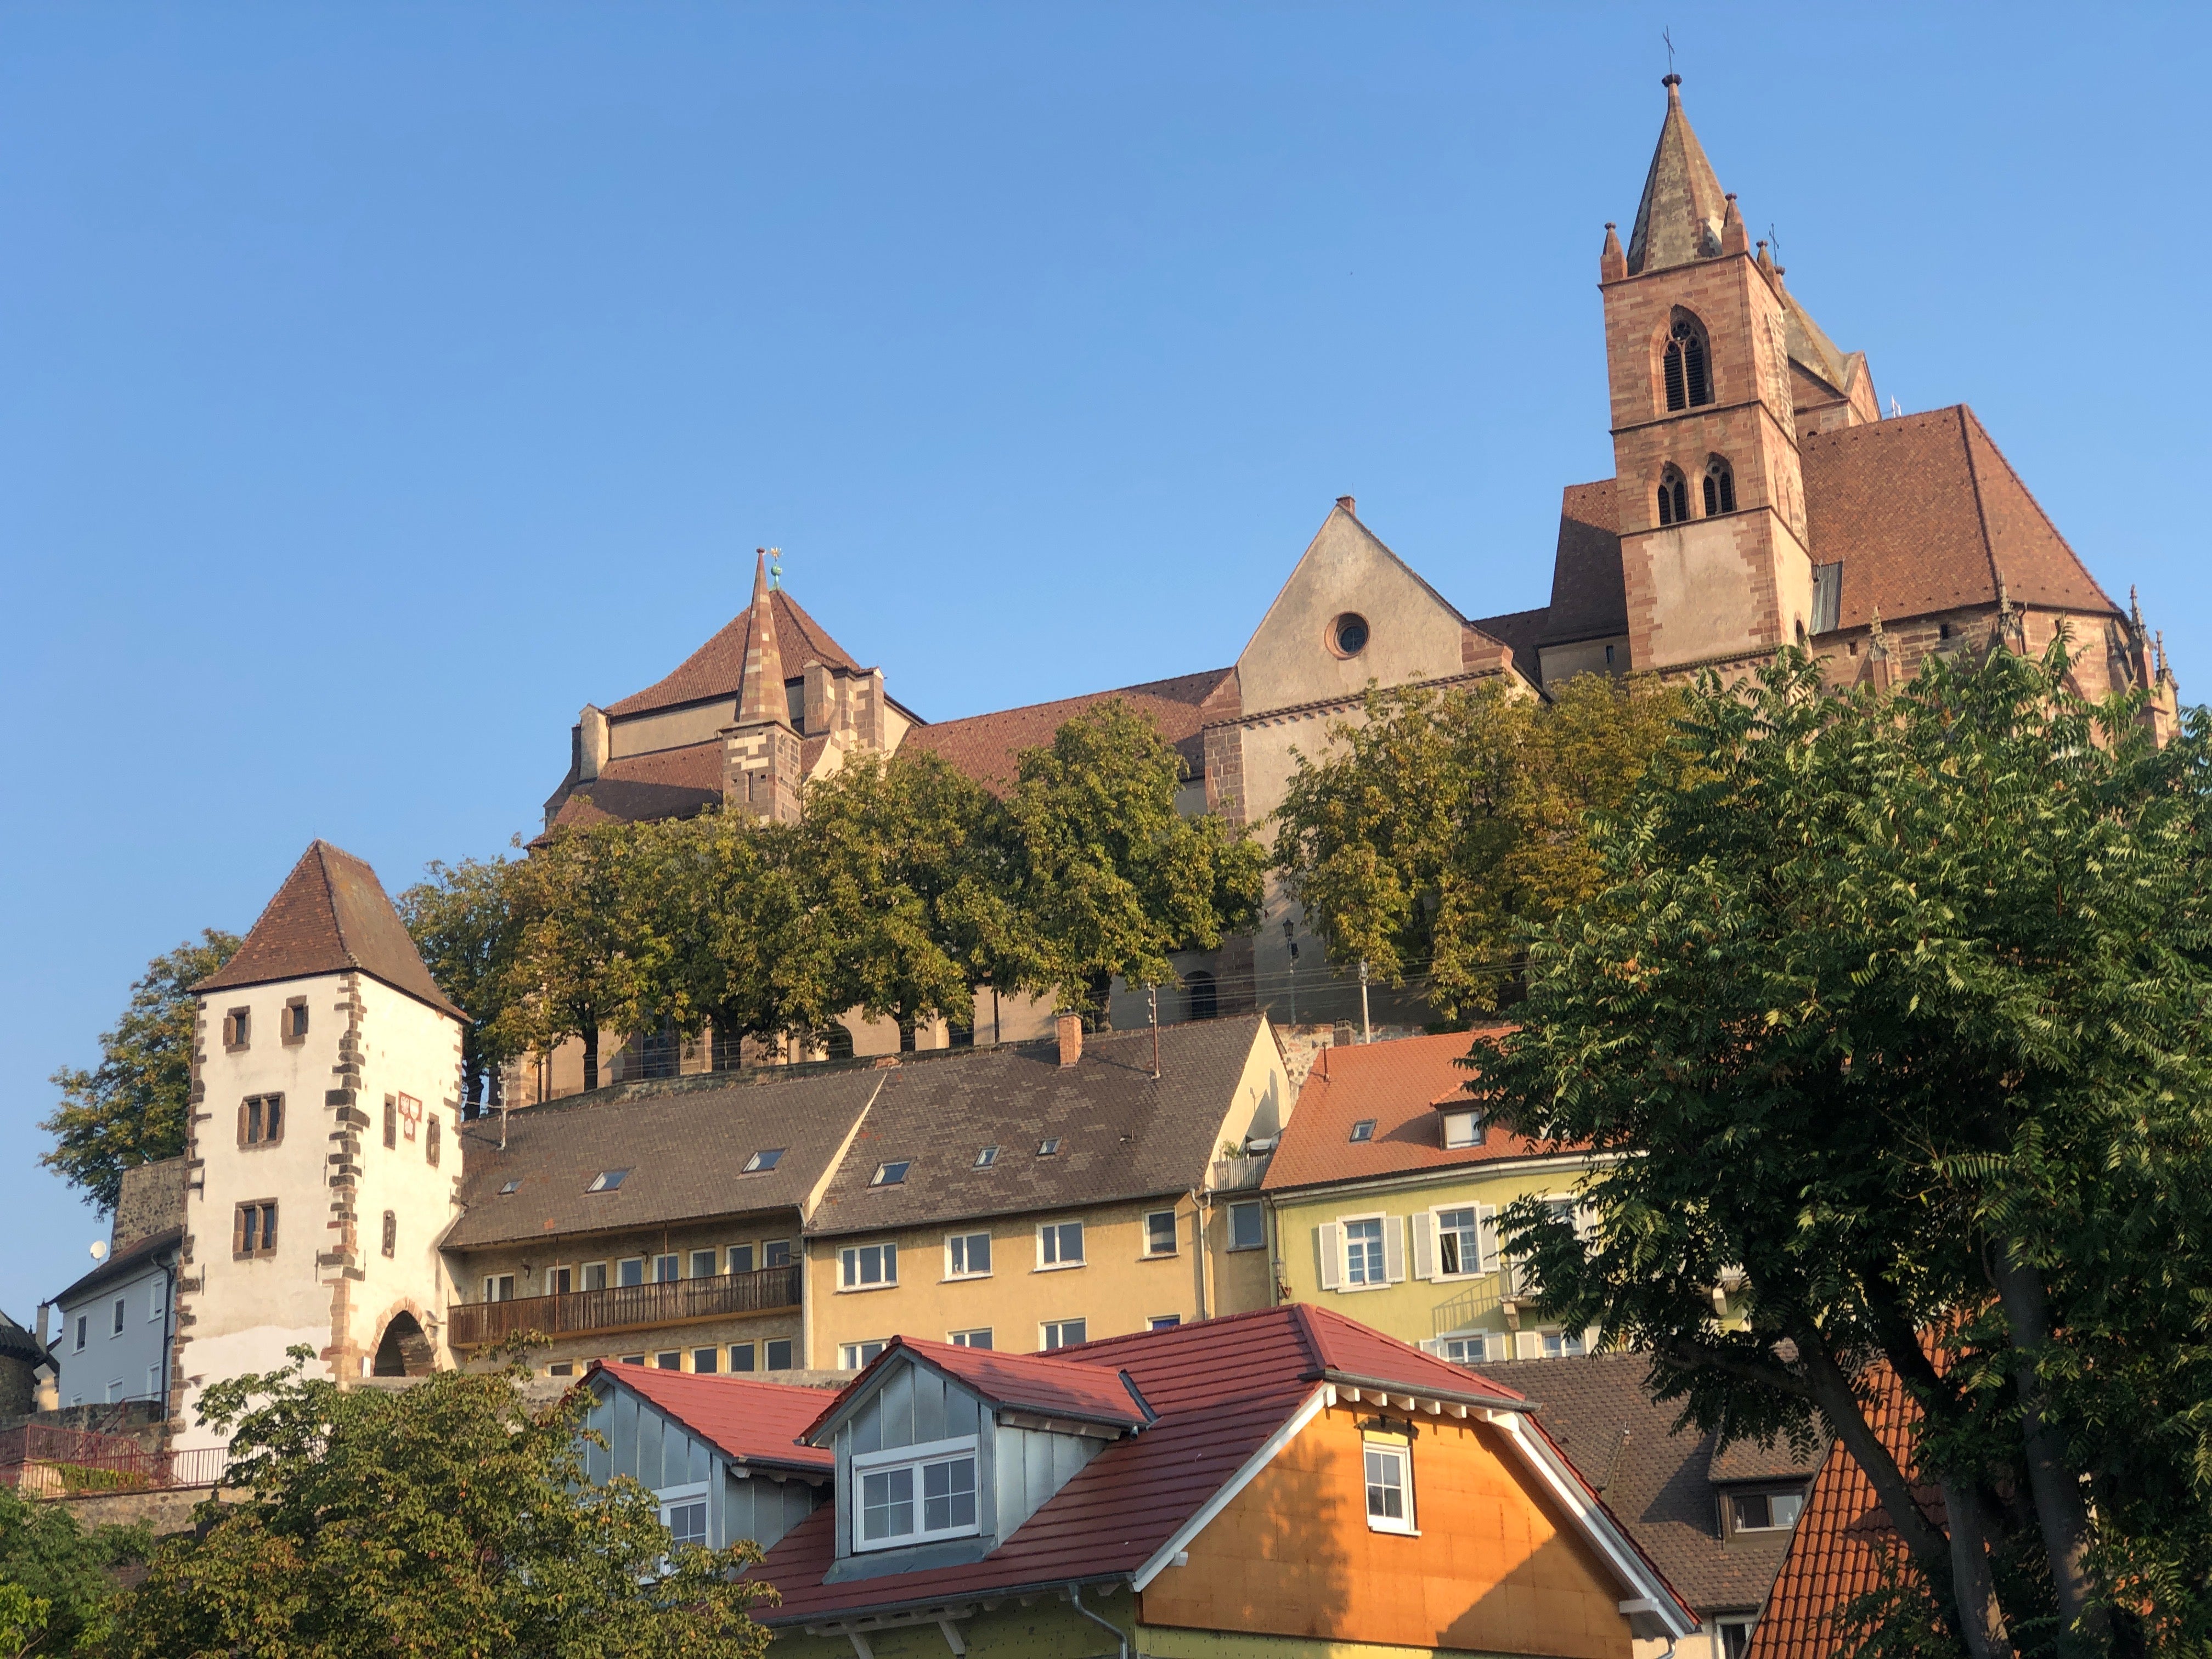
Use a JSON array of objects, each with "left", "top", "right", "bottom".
[
  {"left": 1626, "top": 75, "right": 1730, "bottom": 274},
  {"left": 1600, "top": 221, "right": 1627, "bottom": 283},
  {"left": 1719, "top": 192, "right": 1748, "bottom": 256},
  {"left": 736, "top": 548, "right": 788, "bottom": 727}
]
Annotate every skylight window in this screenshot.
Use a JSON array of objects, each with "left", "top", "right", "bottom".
[
  {"left": 1348, "top": 1120, "right": 1376, "bottom": 1143},
  {"left": 498, "top": 1180, "right": 521, "bottom": 1196},
  {"left": 1036, "top": 1137, "right": 1060, "bottom": 1157},
  {"left": 871, "top": 1161, "right": 911, "bottom": 1187},
  {"left": 586, "top": 1169, "right": 629, "bottom": 1193},
  {"left": 742, "top": 1149, "right": 785, "bottom": 1174},
  {"left": 974, "top": 1146, "right": 1000, "bottom": 1168}
]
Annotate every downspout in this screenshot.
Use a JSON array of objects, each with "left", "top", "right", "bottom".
[{"left": 1066, "top": 1583, "right": 1128, "bottom": 1659}]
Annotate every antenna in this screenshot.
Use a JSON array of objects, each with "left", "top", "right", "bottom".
[
  {"left": 1889, "top": 396, "right": 1903, "bottom": 419},
  {"left": 1663, "top": 25, "right": 1676, "bottom": 76}
]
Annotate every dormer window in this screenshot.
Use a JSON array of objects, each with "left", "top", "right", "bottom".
[
  {"left": 1663, "top": 311, "right": 1713, "bottom": 410},
  {"left": 1657, "top": 466, "right": 1690, "bottom": 527},
  {"left": 1441, "top": 1108, "right": 1483, "bottom": 1149},
  {"left": 853, "top": 1437, "right": 980, "bottom": 1551}
]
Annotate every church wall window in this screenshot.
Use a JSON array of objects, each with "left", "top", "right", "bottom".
[
  {"left": 1703, "top": 456, "right": 1736, "bottom": 515},
  {"left": 381, "top": 1210, "right": 397, "bottom": 1258},
  {"left": 1657, "top": 466, "right": 1690, "bottom": 527},
  {"left": 1663, "top": 311, "right": 1714, "bottom": 411}
]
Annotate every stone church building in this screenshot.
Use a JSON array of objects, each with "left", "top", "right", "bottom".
[{"left": 525, "top": 75, "right": 2177, "bottom": 1095}]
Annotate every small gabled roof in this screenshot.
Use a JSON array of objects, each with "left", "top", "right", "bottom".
[
  {"left": 605, "top": 585, "right": 866, "bottom": 720},
  {"left": 588, "top": 1361, "right": 832, "bottom": 1474},
  {"left": 193, "top": 841, "right": 461, "bottom": 1020},
  {"left": 803, "top": 1336, "right": 1153, "bottom": 1446}
]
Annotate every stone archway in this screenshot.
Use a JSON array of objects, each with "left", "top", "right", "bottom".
[{"left": 372, "top": 1311, "right": 435, "bottom": 1378}]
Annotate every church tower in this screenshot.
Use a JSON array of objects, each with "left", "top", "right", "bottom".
[
  {"left": 1601, "top": 76, "right": 1818, "bottom": 672},
  {"left": 721, "top": 549, "right": 804, "bottom": 822},
  {"left": 170, "top": 842, "right": 464, "bottom": 1447}
]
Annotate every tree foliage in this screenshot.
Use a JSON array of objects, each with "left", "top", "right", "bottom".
[
  {"left": 1477, "top": 642, "right": 2212, "bottom": 1658},
  {"left": 42, "top": 931, "right": 240, "bottom": 1212},
  {"left": 398, "top": 857, "right": 523, "bottom": 1114},
  {"left": 496, "top": 823, "right": 657, "bottom": 1092},
  {"left": 1274, "top": 673, "right": 1684, "bottom": 1020},
  {"left": 111, "top": 1346, "right": 775, "bottom": 1659},
  {"left": 0, "top": 1483, "right": 148, "bottom": 1655}
]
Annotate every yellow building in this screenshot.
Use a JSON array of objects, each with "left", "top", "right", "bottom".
[
  {"left": 802, "top": 1014, "right": 1290, "bottom": 1367},
  {"left": 1261, "top": 1029, "right": 1609, "bottom": 1364}
]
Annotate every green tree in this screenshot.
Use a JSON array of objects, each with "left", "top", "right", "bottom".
[
  {"left": 1002, "top": 699, "right": 1265, "bottom": 1025},
  {"left": 398, "top": 856, "right": 523, "bottom": 1114},
  {"left": 0, "top": 1482, "right": 149, "bottom": 1655},
  {"left": 496, "top": 822, "right": 654, "bottom": 1093},
  {"left": 1273, "top": 673, "right": 1683, "bottom": 1021},
  {"left": 1478, "top": 643, "right": 2212, "bottom": 1658},
  {"left": 42, "top": 932, "right": 240, "bottom": 1213},
  {"left": 110, "top": 1346, "right": 775, "bottom": 1659}
]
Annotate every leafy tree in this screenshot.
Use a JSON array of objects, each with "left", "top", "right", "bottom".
[
  {"left": 42, "top": 931, "right": 240, "bottom": 1213},
  {"left": 0, "top": 1481, "right": 149, "bottom": 1655},
  {"left": 496, "top": 822, "right": 654, "bottom": 1093},
  {"left": 1002, "top": 699, "right": 1265, "bottom": 1025},
  {"left": 1477, "top": 642, "right": 2212, "bottom": 1658},
  {"left": 111, "top": 1345, "right": 775, "bottom": 1659},
  {"left": 1274, "top": 673, "right": 1683, "bottom": 1020},
  {"left": 398, "top": 856, "right": 523, "bottom": 1115}
]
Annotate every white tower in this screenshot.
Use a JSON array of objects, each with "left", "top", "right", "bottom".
[{"left": 170, "top": 841, "right": 465, "bottom": 1447}]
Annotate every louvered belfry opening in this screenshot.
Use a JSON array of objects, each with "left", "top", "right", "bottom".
[
  {"left": 1657, "top": 466, "right": 1690, "bottom": 527},
  {"left": 1703, "top": 456, "right": 1736, "bottom": 515},
  {"left": 1663, "top": 311, "right": 1712, "bottom": 411}
]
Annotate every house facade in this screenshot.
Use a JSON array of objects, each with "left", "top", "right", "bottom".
[{"left": 49, "top": 1156, "right": 187, "bottom": 1413}]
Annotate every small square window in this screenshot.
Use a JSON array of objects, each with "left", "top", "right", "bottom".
[
  {"left": 654, "top": 1352, "right": 681, "bottom": 1370},
  {"left": 1228, "top": 1200, "right": 1265, "bottom": 1252},
  {"left": 690, "top": 1249, "right": 719, "bottom": 1279},
  {"left": 1348, "top": 1119, "right": 1376, "bottom": 1143},
  {"left": 1041, "top": 1318, "right": 1087, "bottom": 1351},
  {"left": 1148, "top": 1314, "right": 1182, "bottom": 1331},
  {"left": 498, "top": 1179, "right": 521, "bottom": 1196},
  {"left": 1440, "top": 1109, "right": 1483, "bottom": 1149},
  {"left": 691, "top": 1347, "right": 719, "bottom": 1374},
  {"left": 234, "top": 1200, "right": 279, "bottom": 1257},
  {"left": 483, "top": 1274, "right": 516, "bottom": 1303},
  {"left": 283, "top": 997, "right": 309, "bottom": 1043},
  {"left": 617, "top": 1257, "right": 645, "bottom": 1288},
  {"left": 973, "top": 1146, "right": 1000, "bottom": 1168},
  {"left": 1437, "top": 1333, "right": 1496, "bottom": 1364},
  {"left": 653, "top": 1254, "right": 680, "bottom": 1283},
  {"left": 223, "top": 1008, "right": 251, "bottom": 1049},
  {"left": 842, "top": 1242, "right": 898, "bottom": 1289},
  {"left": 581, "top": 1261, "right": 609, "bottom": 1291},
  {"left": 1144, "top": 1209, "right": 1178, "bottom": 1256},
  {"left": 763, "top": 1240, "right": 793, "bottom": 1268},
  {"left": 586, "top": 1169, "right": 629, "bottom": 1193},
  {"left": 1730, "top": 1489, "right": 1806, "bottom": 1533},
  {"left": 1036, "top": 1137, "right": 1060, "bottom": 1157},
  {"left": 871, "top": 1161, "right": 910, "bottom": 1187},
  {"left": 949, "top": 1328, "right": 992, "bottom": 1348},
  {"left": 549, "top": 1266, "right": 572, "bottom": 1294},
  {"left": 728, "top": 1243, "right": 756, "bottom": 1274},
  {"left": 841, "top": 1339, "right": 889, "bottom": 1370},
  {"left": 239, "top": 1094, "right": 284, "bottom": 1147},
  {"left": 729, "top": 1342, "right": 757, "bottom": 1373},
  {"left": 1039, "top": 1221, "right": 1084, "bottom": 1268},
  {"left": 548, "top": 1361, "right": 575, "bottom": 1378},
  {"left": 1364, "top": 1439, "right": 1415, "bottom": 1533},
  {"left": 947, "top": 1233, "right": 992, "bottom": 1277},
  {"left": 765, "top": 1339, "right": 794, "bottom": 1370},
  {"left": 743, "top": 1149, "right": 785, "bottom": 1174}
]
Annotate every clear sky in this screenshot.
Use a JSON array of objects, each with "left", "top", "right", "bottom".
[{"left": 4, "top": 5, "right": 2206, "bottom": 1332}]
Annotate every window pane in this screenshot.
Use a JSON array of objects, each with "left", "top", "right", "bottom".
[
  {"left": 1773, "top": 1491, "right": 1804, "bottom": 1528},
  {"left": 1229, "top": 1202, "right": 1263, "bottom": 1250},
  {"left": 729, "top": 1344, "right": 755, "bottom": 1372},
  {"left": 1365, "top": 1448, "right": 1404, "bottom": 1517},
  {"left": 1147, "top": 1211, "right": 1177, "bottom": 1254},
  {"left": 667, "top": 1500, "right": 707, "bottom": 1549},
  {"left": 765, "top": 1340, "right": 793, "bottom": 1370},
  {"left": 1346, "top": 1218, "right": 1384, "bottom": 1285},
  {"left": 618, "top": 1259, "right": 644, "bottom": 1288},
  {"left": 862, "top": 1466, "right": 915, "bottom": 1541},
  {"left": 690, "top": 1250, "right": 718, "bottom": 1278}
]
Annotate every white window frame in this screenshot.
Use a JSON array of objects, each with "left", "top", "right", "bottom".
[
  {"left": 110, "top": 1297, "right": 125, "bottom": 1337},
  {"left": 657, "top": 1480, "right": 710, "bottom": 1554},
  {"left": 840, "top": 1242, "right": 899, "bottom": 1291},
  {"left": 149, "top": 1277, "right": 167, "bottom": 1322},
  {"left": 1423, "top": 1330, "right": 1500, "bottom": 1364},
  {"left": 1413, "top": 1204, "right": 1493, "bottom": 1283},
  {"left": 1363, "top": 1437, "right": 1417, "bottom": 1534},
  {"left": 617, "top": 1257, "right": 646, "bottom": 1288},
  {"left": 850, "top": 1434, "right": 982, "bottom": 1554},
  {"left": 73, "top": 1315, "right": 86, "bottom": 1353},
  {"left": 1727, "top": 1487, "right": 1806, "bottom": 1534},
  {"left": 482, "top": 1274, "right": 516, "bottom": 1304},
  {"left": 1319, "top": 1213, "right": 1404, "bottom": 1292},
  {"left": 652, "top": 1253, "right": 680, "bottom": 1284},
  {"left": 689, "top": 1248, "right": 719, "bottom": 1279},
  {"left": 1141, "top": 1209, "right": 1179, "bottom": 1258},
  {"left": 581, "top": 1260, "right": 610, "bottom": 1291},
  {"left": 944, "top": 1232, "right": 992, "bottom": 1279},
  {"left": 1440, "top": 1108, "right": 1483, "bottom": 1149},
  {"left": 1036, "top": 1220, "right": 1085, "bottom": 1271},
  {"left": 948, "top": 1328, "right": 992, "bottom": 1348},
  {"left": 1040, "top": 1318, "right": 1087, "bottom": 1351},
  {"left": 1227, "top": 1200, "right": 1265, "bottom": 1252},
  {"left": 840, "top": 1339, "right": 889, "bottom": 1370}
]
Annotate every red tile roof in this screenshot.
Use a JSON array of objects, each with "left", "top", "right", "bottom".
[
  {"left": 754, "top": 1304, "right": 1531, "bottom": 1624},
  {"left": 589, "top": 1361, "right": 834, "bottom": 1472},
  {"left": 605, "top": 588, "right": 865, "bottom": 719},
  {"left": 899, "top": 669, "right": 1234, "bottom": 793},
  {"left": 193, "top": 840, "right": 461, "bottom": 1020},
  {"left": 1263, "top": 1029, "right": 1575, "bottom": 1193},
  {"left": 543, "top": 740, "right": 726, "bottom": 836},
  {"left": 806, "top": 1337, "right": 1153, "bottom": 1443}
]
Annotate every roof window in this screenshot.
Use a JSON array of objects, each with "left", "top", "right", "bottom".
[
  {"left": 1036, "top": 1137, "right": 1061, "bottom": 1157},
  {"left": 585, "top": 1169, "right": 629, "bottom": 1193},
  {"left": 743, "top": 1149, "right": 785, "bottom": 1174},
  {"left": 871, "top": 1161, "right": 911, "bottom": 1187},
  {"left": 1348, "top": 1119, "right": 1376, "bottom": 1143},
  {"left": 498, "top": 1179, "right": 521, "bottom": 1196},
  {"left": 974, "top": 1146, "right": 1000, "bottom": 1168}
]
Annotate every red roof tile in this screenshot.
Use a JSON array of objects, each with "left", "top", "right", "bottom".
[
  {"left": 1262, "top": 1030, "right": 1575, "bottom": 1193},
  {"left": 590, "top": 1361, "right": 833, "bottom": 1472},
  {"left": 899, "top": 669, "right": 1234, "bottom": 793},
  {"left": 543, "top": 740, "right": 726, "bottom": 836},
  {"left": 807, "top": 1338, "right": 1152, "bottom": 1444},
  {"left": 605, "top": 588, "right": 865, "bottom": 720},
  {"left": 193, "top": 841, "right": 461, "bottom": 1020}
]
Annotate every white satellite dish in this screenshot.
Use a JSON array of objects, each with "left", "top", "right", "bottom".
[{"left": 88, "top": 1240, "right": 108, "bottom": 1262}]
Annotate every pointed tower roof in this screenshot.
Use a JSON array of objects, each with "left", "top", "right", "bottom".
[
  {"left": 603, "top": 586, "right": 862, "bottom": 720},
  {"left": 735, "top": 548, "right": 789, "bottom": 725},
  {"left": 193, "top": 841, "right": 461, "bottom": 1020},
  {"left": 1626, "top": 75, "right": 1730, "bottom": 275}
]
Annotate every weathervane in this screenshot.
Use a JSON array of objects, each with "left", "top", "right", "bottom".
[{"left": 768, "top": 547, "right": 782, "bottom": 590}]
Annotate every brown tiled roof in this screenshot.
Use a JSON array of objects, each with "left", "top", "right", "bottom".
[
  {"left": 1803, "top": 405, "right": 2120, "bottom": 631},
  {"left": 589, "top": 1361, "right": 833, "bottom": 1473},
  {"left": 1262, "top": 1029, "right": 1572, "bottom": 1193},
  {"left": 448, "top": 1068, "right": 886, "bottom": 1249},
  {"left": 544, "top": 741, "right": 726, "bottom": 834},
  {"left": 899, "top": 668, "right": 1234, "bottom": 793},
  {"left": 1742, "top": 1361, "right": 1936, "bottom": 1659},
  {"left": 811, "top": 1336, "right": 1156, "bottom": 1441},
  {"left": 1539, "top": 479, "right": 1630, "bottom": 649},
  {"left": 193, "top": 841, "right": 462, "bottom": 1020},
  {"left": 1627, "top": 78, "right": 1728, "bottom": 275},
  {"left": 1470, "top": 1352, "right": 1824, "bottom": 1618},
  {"left": 605, "top": 588, "right": 864, "bottom": 719},
  {"left": 805, "top": 1017, "right": 1269, "bottom": 1239},
  {"left": 1466, "top": 606, "right": 1550, "bottom": 674}
]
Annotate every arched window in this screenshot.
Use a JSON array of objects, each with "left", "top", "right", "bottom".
[
  {"left": 1703, "top": 456, "right": 1736, "bottom": 515},
  {"left": 1663, "top": 311, "right": 1713, "bottom": 411},
  {"left": 1657, "top": 466, "right": 1690, "bottom": 527}
]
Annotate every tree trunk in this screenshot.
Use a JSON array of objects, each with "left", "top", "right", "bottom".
[
  {"left": 582, "top": 1021, "right": 599, "bottom": 1093},
  {"left": 1088, "top": 970, "right": 1115, "bottom": 1031},
  {"left": 1993, "top": 1248, "right": 2106, "bottom": 1647},
  {"left": 899, "top": 1014, "right": 916, "bottom": 1054},
  {"left": 1941, "top": 1475, "right": 2014, "bottom": 1659}
]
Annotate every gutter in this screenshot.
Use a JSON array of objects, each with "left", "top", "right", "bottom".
[{"left": 1067, "top": 1583, "right": 1128, "bottom": 1659}]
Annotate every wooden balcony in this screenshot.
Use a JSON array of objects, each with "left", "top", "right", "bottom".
[{"left": 448, "top": 1264, "right": 802, "bottom": 1350}]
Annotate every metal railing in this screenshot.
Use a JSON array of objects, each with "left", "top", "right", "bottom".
[
  {"left": 1209, "top": 1154, "right": 1271, "bottom": 1192},
  {"left": 448, "top": 1263, "right": 803, "bottom": 1350},
  {"left": 0, "top": 1425, "right": 228, "bottom": 1498}
]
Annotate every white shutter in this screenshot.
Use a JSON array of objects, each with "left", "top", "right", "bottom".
[
  {"left": 1384, "top": 1216, "right": 1407, "bottom": 1284},
  {"left": 1476, "top": 1204, "right": 1500, "bottom": 1273},
  {"left": 1316, "top": 1223, "right": 1342, "bottom": 1291},
  {"left": 1418, "top": 1337, "right": 1445, "bottom": 1357},
  {"left": 1583, "top": 1324, "right": 1604, "bottom": 1356},
  {"left": 1515, "top": 1330, "right": 1542, "bottom": 1359},
  {"left": 1411, "top": 1211, "right": 1437, "bottom": 1282}
]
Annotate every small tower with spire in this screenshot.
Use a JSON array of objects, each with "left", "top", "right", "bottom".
[{"left": 721, "top": 549, "right": 804, "bottom": 823}]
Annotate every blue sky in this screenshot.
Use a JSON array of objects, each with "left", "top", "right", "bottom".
[{"left": 3, "top": 4, "right": 2206, "bottom": 1328}]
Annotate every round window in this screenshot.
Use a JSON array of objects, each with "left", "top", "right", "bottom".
[{"left": 1332, "top": 613, "right": 1370, "bottom": 657}]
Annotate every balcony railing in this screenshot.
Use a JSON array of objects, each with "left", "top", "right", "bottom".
[
  {"left": 1210, "top": 1153, "right": 1271, "bottom": 1192},
  {"left": 448, "top": 1263, "right": 802, "bottom": 1350},
  {"left": 0, "top": 1425, "right": 229, "bottom": 1498}
]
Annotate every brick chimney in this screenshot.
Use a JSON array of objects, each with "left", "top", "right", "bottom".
[{"left": 1056, "top": 1011, "right": 1084, "bottom": 1069}]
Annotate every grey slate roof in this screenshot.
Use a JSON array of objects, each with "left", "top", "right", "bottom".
[
  {"left": 805, "top": 1016, "right": 1271, "bottom": 1239},
  {"left": 449, "top": 1069, "right": 886, "bottom": 1249},
  {"left": 1470, "top": 1351, "right": 1826, "bottom": 1618}
]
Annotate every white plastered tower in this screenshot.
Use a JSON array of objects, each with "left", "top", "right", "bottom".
[{"left": 169, "top": 841, "right": 465, "bottom": 1449}]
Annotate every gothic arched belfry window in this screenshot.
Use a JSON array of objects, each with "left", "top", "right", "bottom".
[
  {"left": 1703, "top": 456, "right": 1736, "bottom": 515},
  {"left": 1663, "top": 311, "right": 1713, "bottom": 411},
  {"left": 1657, "top": 465, "right": 1690, "bottom": 527}
]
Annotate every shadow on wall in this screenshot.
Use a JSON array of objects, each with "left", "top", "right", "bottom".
[{"left": 373, "top": 1312, "right": 436, "bottom": 1378}]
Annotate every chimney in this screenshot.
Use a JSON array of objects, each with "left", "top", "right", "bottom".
[
  {"left": 578, "top": 705, "right": 610, "bottom": 783},
  {"left": 1335, "top": 495, "right": 1356, "bottom": 516},
  {"left": 1056, "top": 1011, "right": 1084, "bottom": 1069}
]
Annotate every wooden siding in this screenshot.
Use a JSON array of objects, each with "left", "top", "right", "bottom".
[
  {"left": 449, "top": 1263, "right": 801, "bottom": 1348},
  {"left": 1139, "top": 1402, "right": 1634, "bottom": 1659}
]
